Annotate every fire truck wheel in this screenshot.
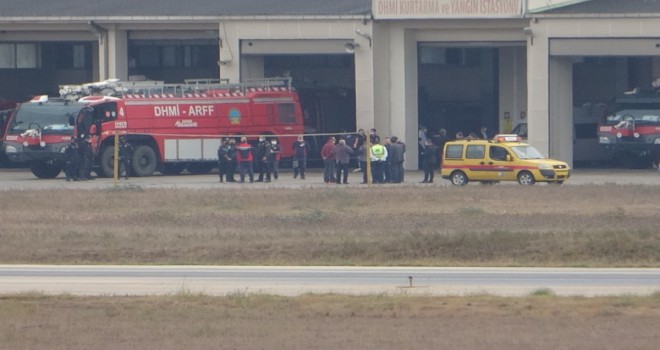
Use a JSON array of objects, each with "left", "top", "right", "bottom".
[
  {"left": 30, "top": 162, "right": 62, "bottom": 179},
  {"left": 99, "top": 146, "right": 116, "bottom": 178},
  {"left": 132, "top": 145, "right": 158, "bottom": 177}
]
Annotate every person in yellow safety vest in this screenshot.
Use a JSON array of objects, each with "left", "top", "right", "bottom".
[{"left": 369, "top": 140, "right": 388, "bottom": 184}]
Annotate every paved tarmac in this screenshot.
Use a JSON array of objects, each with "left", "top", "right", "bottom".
[{"left": 0, "top": 167, "right": 658, "bottom": 190}]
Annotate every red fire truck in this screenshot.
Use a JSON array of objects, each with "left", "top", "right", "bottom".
[
  {"left": 597, "top": 88, "right": 660, "bottom": 168},
  {"left": 2, "top": 78, "right": 304, "bottom": 178}
]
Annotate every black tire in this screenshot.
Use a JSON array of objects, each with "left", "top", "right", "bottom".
[
  {"left": 517, "top": 171, "right": 536, "bottom": 185},
  {"left": 161, "top": 163, "right": 186, "bottom": 175},
  {"left": 187, "top": 162, "right": 214, "bottom": 174},
  {"left": 30, "top": 162, "right": 62, "bottom": 179},
  {"left": 99, "top": 146, "right": 116, "bottom": 178},
  {"left": 132, "top": 145, "right": 158, "bottom": 177},
  {"left": 450, "top": 171, "right": 468, "bottom": 186}
]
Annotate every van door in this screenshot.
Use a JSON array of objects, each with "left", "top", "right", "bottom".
[
  {"left": 486, "top": 145, "right": 516, "bottom": 181},
  {"left": 463, "top": 144, "right": 488, "bottom": 180}
]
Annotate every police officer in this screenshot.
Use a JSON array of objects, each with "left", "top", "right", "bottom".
[
  {"left": 225, "top": 138, "right": 237, "bottom": 182},
  {"left": 265, "top": 139, "right": 281, "bottom": 182},
  {"left": 217, "top": 138, "right": 230, "bottom": 183},
  {"left": 64, "top": 137, "right": 79, "bottom": 181},
  {"left": 77, "top": 135, "right": 94, "bottom": 180},
  {"left": 254, "top": 135, "right": 269, "bottom": 182},
  {"left": 292, "top": 135, "right": 308, "bottom": 179},
  {"left": 118, "top": 136, "right": 134, "bottom": 180},
  {"left": 369, "top": 139, "right": 388, "bottom": 184}
]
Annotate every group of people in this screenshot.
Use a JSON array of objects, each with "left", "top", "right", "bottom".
[
  {"left": 217, "top": 136, "right": 283, "bottom": 183},
  {"left": 63, "top": 135, "right": 133, "bottom": 181},
  {"left": 322, "top": 128, "right": 407, "bottom": 185}
]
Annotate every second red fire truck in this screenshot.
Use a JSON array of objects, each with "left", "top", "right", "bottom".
[{"left": 3, "top": 78, "right": 304, "bottom": 178}]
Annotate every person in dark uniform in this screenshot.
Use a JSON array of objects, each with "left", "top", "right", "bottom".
[
  {"left": 217, "top": 138, "right": 230, "bottom": 183},
  {"left": 265, "top": 139, "right": 281, "bottom": 182},
  {"left": 292, "top": 135, "right": 308, "bottom": 179},
  {"left": 225, "top": 138, "right": 237, "bottom": 182},
  {"left": 420, "top": 139, "right": 440, "bottom": 183},
  {"left": 254, "top": 135, "right": 270, "bottom": 182},
  {"left": 64, "top": 137, "right": 79, "bottom": 181},
  {"left": 77, "top": 136, "right": 94, "bottom": 180},
  {"left": 118, "top": 136, "right": 134, "bottom": 180}
]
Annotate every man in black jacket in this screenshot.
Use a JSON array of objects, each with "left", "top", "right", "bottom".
[{"left": 118, "top": 137, "right": 134, "bottom": 180}]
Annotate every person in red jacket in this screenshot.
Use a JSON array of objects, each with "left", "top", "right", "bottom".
[
  {"left": 321, "top": 136, "right": 336, "bottom": 183},
  {"left": 236, "top": 137, "right": 254, "bottom": 183}
]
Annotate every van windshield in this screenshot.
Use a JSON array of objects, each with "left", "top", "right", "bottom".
[
  {"left": 8, "top": 102, "right": 84, "bottom": 135},
  {"left": 510, "top": 145, "right": 545, "bottom": 159}
]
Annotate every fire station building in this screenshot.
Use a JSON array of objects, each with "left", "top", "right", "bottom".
[{"left": 1, "top": 0, "right": 659, "bottom": 169}]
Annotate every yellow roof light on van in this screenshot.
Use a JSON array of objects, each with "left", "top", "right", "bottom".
[{"left": 494, "top": 134, "right": 522, "bottom": 142}]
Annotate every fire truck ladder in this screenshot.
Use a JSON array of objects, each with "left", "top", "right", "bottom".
[{"left": 60, "top": 77, "right": 294, "bottom": 100}]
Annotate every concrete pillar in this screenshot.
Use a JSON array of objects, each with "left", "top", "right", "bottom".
[
  {"left": 549, "top": 56, "right": 573, "bottom": 164},
  {"left": 526, "top": 25, "right": 550, "bottom": 156},
  {"left": 219, "top": 22, "right": 240, "bottom": 83},
  {"left": 499, "top": 46, "right": 527, "bottom": 133},
  {"left": 388, "top": 26, "right": 418, "bottom": 170},
  {"left": 354, "top": 29, "right": 376, "bottom": 135},
  {"left": 107, "top": 28, "right": 128, "bottom": 80},
  {"left": 240, "top": 56, "right": 264, "bottom": 80}
]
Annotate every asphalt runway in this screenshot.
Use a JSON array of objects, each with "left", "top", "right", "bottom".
[{"left": 1, "top": 265, "right": 659, "bottom": 297}]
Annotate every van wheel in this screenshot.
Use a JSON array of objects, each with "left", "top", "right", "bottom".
[
  {"left": 450, "top": 171, "right": 468, "bottom": 186},
  {"left": 132, "top": 145, "right": 158, "bottom": 177},
  {"left": 99, "top": 146, "right": 116, "bottom": 178},
  {"left": 517, "top": 171, "right": 536, "bottom": 185}
]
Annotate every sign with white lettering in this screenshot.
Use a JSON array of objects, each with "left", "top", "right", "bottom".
[{"left": 373, "top": 0, "right": 523, "bottom": 19}]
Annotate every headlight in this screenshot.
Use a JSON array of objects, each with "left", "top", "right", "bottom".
[
  {"left": 654, "top": 138, "right": 660, "bottom": 144},
  {"left": 39, "top": 141, "right": 46, "bottom": 147},
  {"left": 538, "top": 163, "right": 552, "bottom": 170},
  {"left": 5, "top": 145, "right": 17, "bottom": 153},
  {"left": 60, "top": 147, "right": 67, "bottom": 153},
  {"left": 633, "top": 132, "right": 640, "bottom": 138},
  {"left": 599, "top": 136, "right": 611, "bottom": 144}
]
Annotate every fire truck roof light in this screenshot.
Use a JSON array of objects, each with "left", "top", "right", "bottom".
[{"left": 30, "top": 95, "right": 48, "bottom": 103}]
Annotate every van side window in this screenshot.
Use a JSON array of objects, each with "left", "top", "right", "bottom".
[
  {"left": 445, "top": 144, "right": 463, "bottom": 159},
  {"left": 489, "top": 145, "right": 508, "bottom": 161},
  {"left": 466, "top": 145, "right": 485, "bottom": 159}
]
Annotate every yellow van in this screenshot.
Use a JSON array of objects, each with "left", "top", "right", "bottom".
[{"left": 440, "top": 135, "right": 570, "bottom": 185}]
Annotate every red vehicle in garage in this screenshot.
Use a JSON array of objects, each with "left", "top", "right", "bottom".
[
  {"left": 2, "top": 78, "right": 304, "bottom": 178},
  {"left": 597, "top": 88, "right": 660, "bottom": 168}
]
